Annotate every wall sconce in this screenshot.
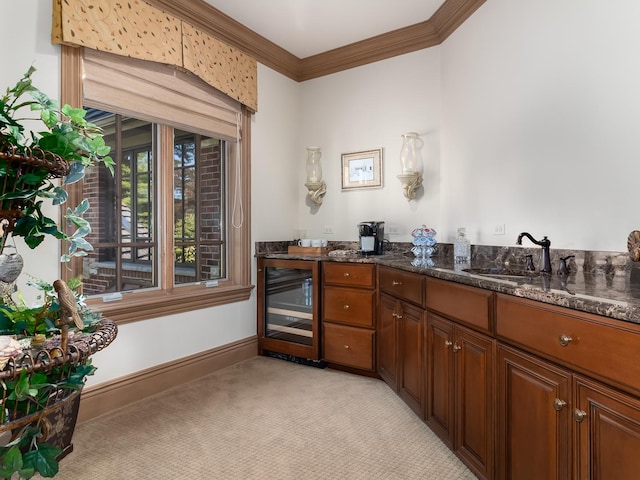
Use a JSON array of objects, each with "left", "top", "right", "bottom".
[
  {"left": 397, "top": 132, "right": 424, "bottom": 201},
  {"left": 305, "top": 146, "right": 326, "bottom": 205}
]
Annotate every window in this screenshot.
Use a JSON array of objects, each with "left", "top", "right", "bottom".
[{"left": 61, "top": 47, "right": 252, "bottom": 324}]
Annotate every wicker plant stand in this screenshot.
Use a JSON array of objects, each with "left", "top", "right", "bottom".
[
  {"left": 0, "top": 319, "right": 117, "bottom": 460},
  {"left": 0, "top": 144, "right": 69, "bottom": 240}
]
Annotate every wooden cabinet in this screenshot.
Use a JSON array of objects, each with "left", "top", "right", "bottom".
[
  {"left": 322, "top": 263, "right": 376, "bottom": 371},
  {"left": 377, "top": 292, "right": 399, "bottom": 390},
  {"left": 497, "top": 293, "right": 640, "bottom": 479},
  {"left": 426, "top": 278, "right": 495, "bottom": 480},
  {"left": 574, "top": 376, "right": 640, "bottom": 479},
  {"left": 378, "top": 266, "right": 426, "bottom": 418},
  {"left": 497, "top": 344, "right": 572, "bottom": 480}
]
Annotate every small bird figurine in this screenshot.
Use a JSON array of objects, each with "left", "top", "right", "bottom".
[{"left": 53, "top": 279, "right": 85, "bottom": 330}]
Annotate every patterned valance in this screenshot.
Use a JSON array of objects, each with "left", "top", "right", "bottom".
[{"left": 51, "top": 0, "right": 257, "bottom": 111}]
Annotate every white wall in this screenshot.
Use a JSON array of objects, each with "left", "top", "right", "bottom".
[
  {"left": 298, "top": 49, "right": 442, "bottom": 243},
  {"left": 440, "top": 0, "right": 640, "bottom": 251},
  {"left": 7, "top": 0, "right": 640, "bottom": 386},
  {"left": 251, "top": 65, "right": 301, "bottom": 242},
  {"left": 2, "top": 0, "right": 61, "bottom": 298},
  {"left": 1, "top": 2, "right": 296, "bottom": 387}
]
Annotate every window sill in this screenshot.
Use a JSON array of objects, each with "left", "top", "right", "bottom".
[{"left": 86, "top": 283, "right": 255, "bottom": 325}]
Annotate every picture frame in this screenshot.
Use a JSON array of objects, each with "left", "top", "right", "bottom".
[{"left": 341, "top": 148, "right": 383, "bottom": 190}]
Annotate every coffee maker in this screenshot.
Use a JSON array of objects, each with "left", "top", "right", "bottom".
[{"left": 358, "top": 221, "right": 385, "bottom": 255}]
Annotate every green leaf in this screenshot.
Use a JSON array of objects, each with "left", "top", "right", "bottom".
[
  {"left": 51, "top": 186, "right": 68, "bottom": 205},
  {"left": 61, "top": 104, "right": 87, "bottom": 123},
  {"left": 22, "top": 444, "right": 61, "bottom": 478},
  {"left": 1, "top": 445, "right": 23, "bottom": 472},
  {"left": 63, "top": 162, "right": 85, "bottom": 185},
  {"left": 72, "top": 198, "right": 90, "bottom": 215},
  {"left": 70, "top": 237, "right": 93, "bottom": 251}
]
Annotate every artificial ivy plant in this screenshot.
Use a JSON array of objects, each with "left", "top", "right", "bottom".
[
  {"left": 0, "top": 66, "right": 114, "bottom": 261},
  {"left": 0, "top": 67, "right": 117, "bottom": 479}
]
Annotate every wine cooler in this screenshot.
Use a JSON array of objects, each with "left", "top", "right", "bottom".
[{"left": 257, "top": 258, "right": 320, "bottom": 360}]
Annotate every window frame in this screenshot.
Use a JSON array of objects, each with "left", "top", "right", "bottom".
[{"left": 60, "top": 46, "right": 253, "bottom": 325}]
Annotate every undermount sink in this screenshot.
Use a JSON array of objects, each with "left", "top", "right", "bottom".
[{"left": 462, "top": 267, "right": 541, "bottom": 279}]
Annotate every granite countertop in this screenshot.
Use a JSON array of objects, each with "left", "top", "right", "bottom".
[{"left": 257, "top": 241, "right": 640, "bottom": 325}]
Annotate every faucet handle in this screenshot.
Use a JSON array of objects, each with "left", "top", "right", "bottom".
[
  {"left": 559, "top": 255, "right": 575, "bottom": 275},
  {"left": 525, "top": 254, "right": 535, "bottom": 271}
]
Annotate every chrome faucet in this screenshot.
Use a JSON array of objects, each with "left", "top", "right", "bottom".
[{"left": 516, "top": 232, "right": 552, "bottom": 273}]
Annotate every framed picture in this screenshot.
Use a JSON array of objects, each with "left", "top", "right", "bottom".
[{"left": 341, "top": 148, "right": 383, "bottom": 190}]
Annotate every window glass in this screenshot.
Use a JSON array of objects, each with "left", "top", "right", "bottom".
[
  {"left": 173, "top": 131, "right": 226, "bottom": 285},
  {"left": 81, "top": 111, "right": 226, "bottom": 295},
  {"left": 83, "top": 113, "right": 157, "bottom": 294}
]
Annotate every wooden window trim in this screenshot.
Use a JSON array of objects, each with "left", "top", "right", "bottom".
[{"left": 61, "top": 46, "right": 253, "bottom": 324}]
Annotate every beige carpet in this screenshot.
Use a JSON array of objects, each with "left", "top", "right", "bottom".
[{"left": 55, "top": 356, "right": 475, "bottom": 479}]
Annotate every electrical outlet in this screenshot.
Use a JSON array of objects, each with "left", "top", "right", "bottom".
[
  {"left": 387, "top": 226, "right": 399, "bottom": 235},
  {"left": 323, "top": 225, "right": 334, "bottom": 234},
  {"left": 493, "top": 224, "right": 506, "bottom": 235}
]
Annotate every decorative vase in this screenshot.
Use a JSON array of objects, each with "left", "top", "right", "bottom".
[
  {"left": 306, "top": 147, "right": 322, "bottom": 183},
  {"left": 399, "top": 132, "right": 423, "bottom": 176}
]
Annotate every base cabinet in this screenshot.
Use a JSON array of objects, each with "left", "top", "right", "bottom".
[
  {"left": 575, "top": 376, "right": 640, "bottom": 479},
  {"left": 377, "top": 293, "right": 399, "bottom": 390},
  {"left": 427, "top": 312, "right": 495, "bottom": 480},
  {"left": 377, "top": 267, "right": 426, "bottom": 418},
  {"left": 497, "top": 345, "right": 572, "bottom": 480},
  {"left": 322, "top": 263, "right": 376, "bottom": 371}
]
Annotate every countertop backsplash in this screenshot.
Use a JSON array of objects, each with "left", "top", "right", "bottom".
[
  {"left": 255, "top": 240, "right": 633, "bottom": 276},
  {"left": 255, "top": 240, "right": 640, "bottom": 324}
]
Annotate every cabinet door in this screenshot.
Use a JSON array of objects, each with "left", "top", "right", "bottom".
[
  {"left": 378, "top": 293, "right": 399, "bottom": 391},
  {"left": 455, "top": 325, "right": 495, "bottom": 480},
  {"left": 575, "top": 376, "right": 640, "bottom": 480},
  {"left": 497, "top": 345, "right": 571, "bottom": 480},
  {"left": 398, "top": 301, "right": 425, "bottom": 419},
  {"left": 426, "top": 313, "right": 455, "bottom": 448}
]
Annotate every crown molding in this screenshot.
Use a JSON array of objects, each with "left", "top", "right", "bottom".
[{"left": 146, "top": 0, "right": 485, "bottom": 82}]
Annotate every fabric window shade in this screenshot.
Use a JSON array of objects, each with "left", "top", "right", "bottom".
[{"left": 82, "top": 48, "right": 241, "bottom": 141}]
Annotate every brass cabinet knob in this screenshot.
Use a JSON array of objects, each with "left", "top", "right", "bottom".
[
  {"left": 344, "top": 344, "right": 350, "bottom": 349},
  {"left": 553, "top": 398, "right": 567, "bottom": 411},
  {"left": 444, "top": 340, "right": 453, "bottom": 348},
  {"left": 559, "top": 334, "right": 573, "bottom": 347},
  {"left": 573, "top": 409, "right": 587, "bottom": 423},
  {"left": 392, "top": 280, "right": 402, "bottom": 286},
  {"left": 452, "top": 343, "right": 462, "bottom": 352},
  {"left": 343, "top": 304, "right": 350, "bottom": 310},
  {"left": 344, "top": 272, "right": 350, "bottom": 277}
]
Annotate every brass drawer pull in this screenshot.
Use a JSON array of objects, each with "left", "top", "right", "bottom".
[
  {"left": 559, "top": 334, "right": 573, "bottom": 347},
  {"left": 553, "top": 398, "right": 567, "bottom": 411},
  {"left": 344, "top": 344, "right": 350, "bottom": 349},
  {"left": 343, "top": 272, "right": 350, "bottom": 277},
  {"left": 573, "top": 409, "right": 587, "bottom": 423},
  {"left": 444, "top": 340, "right": 453, "bottom": 348},
  {"left": 392, "top": 280, "right": 402, "bottom": 286},
  {"left": 452, "top": 343, "right": 462, "bottom": 352},
  {"left": 343, "top": 304, "right": 350, "bottom": 310}
]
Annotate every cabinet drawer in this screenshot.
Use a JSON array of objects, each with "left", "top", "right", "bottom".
[
  {"left": 323, "top": 323, "right": 375, "bottom": 371},
  {"left": 378, "top": 266, "right": 425, "bottom": 307},
  {"left": 426, "top": 278, "right": 493, "bottom": 333},
  {"left": 323, "top": 263, "right": 375, "bottom": 288},
  {"left": 323, "top": 286, "right": 375, "bottom": 327},
  {"left": 497, "top": 294, "right": 640, "bottom": 396}
]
